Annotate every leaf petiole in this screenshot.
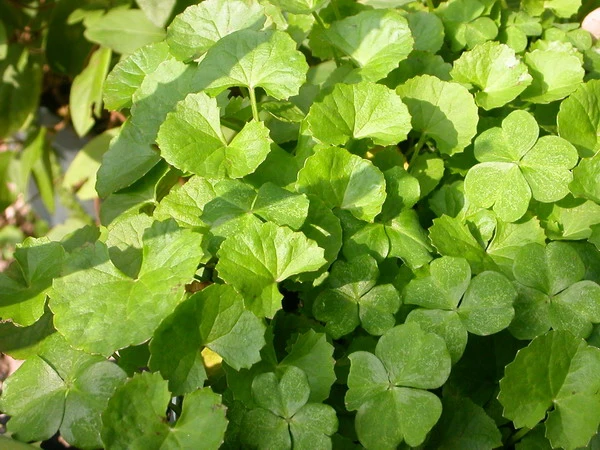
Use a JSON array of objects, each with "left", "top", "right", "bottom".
[{"left": 249, "top": 87, "right": 259, "bottom": 122}]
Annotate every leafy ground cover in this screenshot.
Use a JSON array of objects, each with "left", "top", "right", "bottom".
[{"left": 2, "top": 0, "right": 600, "bottom": 449}]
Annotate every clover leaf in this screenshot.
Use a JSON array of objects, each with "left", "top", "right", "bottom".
[
  {"left": 49, "top": 220, "right": 205, "bottom": 356},
  {"left": 557, "top": 79, "right": 600, "bottom": 157},
  {"left": 326, "top": 9, "right": 413, "bottom": 81},
  {"left": 0, "top": 237, "right": 64, "bottom": 326},
  {"left": 346, "top": 323, "right": 451, "bottom": 449},
  {"left": 166, "top": 0, "right": 265, "bottom": 61},
  {"left": 450, "top": 41, "right": 532, "bottom": 110},
  {"left": 306, "top": 81, "right": 411, "bottom": 146},
  {"left": 464, "top": 110, "right": 578, "bottom": 222},
  {"left": 157, "top": 92, "right": 272, "bottom": 178},
  {"left": 197, "top": 29, "right": 308, "bottom": 99},
  {"left": 101, "top": 372, "right": 227, "bottom": 450},
  {"left": 499, "top": 331, "right": 600, "bottom": 450},
  {"left": 313, "top": 255, "right": 400, "bottom": 338},
  {"left": 296, "top": 146, "right": 386, "bottom": 222},
  {"left": 509, "top": 242, "right": 600, "bottom": 339},
  {"left": 150, "top": 284, "right": 266, "bottom": 395},
  {"left": 241, "top": 366, "right": 338, "bottom": 449},
  {"left": 0, "top": 334, "right": 126, "bottom": 448},
  {"left": 216, "top": 221, "right": 326, "bottom": 318},
  {"left": 404, "top": 256, "right": 516, "bottom": 362},
  {"left": 397, "top": 75, "right": 479, "bottom": 155},
  {"left": 570, "top": 154, "right": 600, "bottom": 203}
]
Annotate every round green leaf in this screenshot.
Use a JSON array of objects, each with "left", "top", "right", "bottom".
[
  {"left": 296, "top": 146, "right": 387, "bottom": 222},
  {"left": 101, "top": 372, "right": 228, "bottom": 449},
  {"left": 558, "top": 79, "right": 600, "bottom": 157},
  {"left": 271, "top": 0, "right": 329, "bottom": 14},
  {"left": 451, "top": 41, "right": 532, "bottom": 110},
  {"left": 397, "top": 75, "right": 478, "bottom": 155},
  {"left": 306, "top": 81, "right": 411, "bottom": 146},
  {"left": 166, "top": 0, "right": 266, "bottom": 61},
  {"left": 570, "top": 154, "right": 600, "bottom": 203},
  {"left": 326, "top": 9, "right": 413, "bottom": 81}
]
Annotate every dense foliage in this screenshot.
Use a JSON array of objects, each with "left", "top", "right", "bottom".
[{"left": 1, "top": 0, "right": 600, "bottom": 448}]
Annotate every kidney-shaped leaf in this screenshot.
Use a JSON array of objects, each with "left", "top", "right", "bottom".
[
  {"left": 50, "top": 220, "right": 205, "bottom": 356},
  {"left": 307, "top": 81, "right": 411, "bottom": 146},
  {"left": 296, "top": 146, "right": 386, "bottom": 222},
  {"left": 150, "top": 284, "right": 266, "bottom": 395}
]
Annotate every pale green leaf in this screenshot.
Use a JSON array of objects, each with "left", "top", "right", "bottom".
[
  {"left": 166, "top": 0, "right": 265, "bottom": 61},
  {"left": 397, "top": 75, "right": 478, "bottom": 155},
  {"left": 385, "top": 209, "right": 433, "bottom": 270},
  {"left": 136, "top": 0, "right": 175, "bottom": 27},
  {"left": 406, "top": 11, "right": 444, "bottom": 53},
  {"left": 570, "top": 154, "right": 600, "bottom": 203},
  {"left": 558, "top": 79, "right": 600, "bottom": 157},
  {"left": 306, "top": 81, "right": 411, "bottom": 146},
  {"left": 216, "top": 221, "right": 326, "bottom": 317},
  {"left": 153, "top": 176, "right": 216, "bottom": 228},
  {"left": 326, "top": 9, "right": 413, "bottom": 81}
]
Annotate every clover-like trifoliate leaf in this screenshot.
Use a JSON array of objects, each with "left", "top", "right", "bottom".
[
  {"left": 509, "top": 242, "right": 600, "bottom": 339},
  {"left": 499, "top": 331, "right": 600, "bottom": 450},
  {"left": 520, "top": 48, "right": 584, "bottom": 104},
  {"left": 404, "top": 256, "right": 516, "bottom": 361},
  {"left": 437, "top": 0, "right": 498, "bottom": 51},
  {"left": 0, "top": 237, "right": 64, "bottom": 326},
  {"left": 346, "top": 323, "right": 451, "bottom": 449},
  {"left": 0, "top": 334, "right": 126, "bottom": 448},
  {"left": 558, "top": 79, "right": 600, "bottom": 157},
  {"left": 101, "top": 372, "right": 227, "bottom": 450},
  {"left": 97, "top": 59, "right": 202, "bottom": 197},
  {"left": 306, "top": 81, "right": 411, "bottom": 146},
  {"left": 166, "top": 0, "right": 265, "bottom": 61},
  {"left": 150, "top": 284, "right": 266, "bottom": 395},
  {"left": 326, "top": 9, "right": 413, "bottom": 81},
  {"left": 50, "top": 220, "right": 204, "bottom": 356},
  {"left": 450, "top": 41, "right": 532, "bottom": 110},
  {"left": 313, "top": 255, "right": 400, "bottom": 338},
  {"left": 103, "top": 41, "right": 172, "bottom": 111},
  {"left": 197, "top": 29, "right": 308, "bottom": 99},
  {"left": 157, "top": 93, "right": 271, "bottom": 178},
  {"left": 464, "top": 110, "right": 578, "bottom": 222},
  {"left": 397, "top": 75, "right": 478, "bottom": 155},
  {"left": 427, "top": 396, "right": 502, "bottom": 449},
  {"left": 216, "top": 221, "right": 325, "bottom": 318},
  {"left": 296, "top": 146, "right": 386, "bottom": 222},
  {"left": 242, "top": 366, "right": 338, "bottom": 449},
  {"left": 570, "top": 154, "right": 600, "bottom": 203}
]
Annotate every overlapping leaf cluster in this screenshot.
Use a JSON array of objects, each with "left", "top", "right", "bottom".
[{"left": 2, "top": 0, "right": 600, "bottom": 449}]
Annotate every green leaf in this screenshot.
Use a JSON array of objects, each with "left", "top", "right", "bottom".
[
  {"left": 427, "top": 396, "right": 502, "bottom": 449},
  {"left": 326, "top": 9, "right": 413, "bottom": 81},
  {"left": 136, "top": 0, "right": 176, "bottom": 27},
  {"left": 535, "top": 196, "right": 600, "bottom": 240},
  {"left": 84, "top": 9, "right": 166, "bottom": 55},
  {"left": 510, "top": 242, "right": 600, "bottom": 339},
  {"left": 296, "top": 146, "right": 387, "bottom": 222},
  {"left": 101, "top": 372, "right": 228, "bottom": 449},
  {"left": 498, "top": 331, "right": 600, "bottom": 450},
  {"left": 50, "top": 220, "right": 204, "bottom": 356},
  {"left": 0, "top": 308, "right": 55, "bottom": 359},
  {"left": 216, "top": 221, "right": 326, "bottom": 318},
  {"left": 242, "top": 366, "right": 337, "bottom": 449},
  {"left": 385, "top": 209, "right": 433, "bottom": 270},
  {"left": 450, "top": 41, "right": 532, "bottom": 110},
  {"left": 379, "top": 166, "right": 420, "bottom": 221},
  {"left": 307, "top": 81, "right": 411, "bottom": 146},
  {"left": 279, "top": 330, "right": 336, "bottom": 403},
  {"left": 0, "top": 334, "right": 126, "bottom": 448},
  {"left": 167, "top": 0, "right": 265, "bottom": 61},
  {"left": 154, "top": 176, "right": 215, "bottom": 228},
  {"left": 406, "top": 11, "right": 444, "bottom": 54},
  {"left": 397, "top": 75, "right": 479, "bottom": 155},
  {"left": 271, "top": 0, "right": 328, "bottom": 14},
  {"left": 346, "top": 323, "right": 451, "bottom": 448},
  {"left": 63, "top": 129, "right": 118, "bottom": 200},
  {"left": 103, "top": 41, "right": 172, "bottom": 111},
  {"left": 150, "top": 284, "right": 266, "bottom": 395},
  {"left": 520, "top": 49, "right": 584, "bottom": 104},
  {"left": 0, "top": 238, "right": 64, "bottom": 326},
  {"left": 557, "top": 79, "right": 600, "bottom": 157},
  {"left": 465, "top": 110, "right": 578, "bottom": 222},
  {"left": 197, "top": 29, "right": 308, "bottom": 99},
  {"left": 313, "top": 255, "right": 400, "bottom": 338},
  {"left": 408, "top": 153, "right": 445, "bottom": 197},
  {"left": 570, "top": 154, "right": 600, "bottom": 203},
  {"left": 157, "top": 93, "right": 271, "bottom": 178},
  {"left": 97, "top": 58, "right": 202, "bottom": 197}
]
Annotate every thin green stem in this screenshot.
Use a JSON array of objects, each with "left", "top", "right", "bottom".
[
  {"left": 248, "top": 87, "right": 259, "bottom": 122},
  {"left": 312, "top": 11, "right": 342, "bottom": 67},
  {"left": 312, "top": 10, "right": 327, "bottom": 29},
  {"left": 508, "top": 427, "right": 531, "bottom": 446},
  {"left": 425, "top": 0, "right": 435, "bottom": 11},
  {"left": 409, "top": 133, "right": 428, "bottom": 166},
  {"left": 330, "top": 0, "right": 342, "bottom": 20}
]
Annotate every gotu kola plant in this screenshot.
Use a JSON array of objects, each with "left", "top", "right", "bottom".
[{"left": 2, "top": 0, "right": 600, "bottom": 448}]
